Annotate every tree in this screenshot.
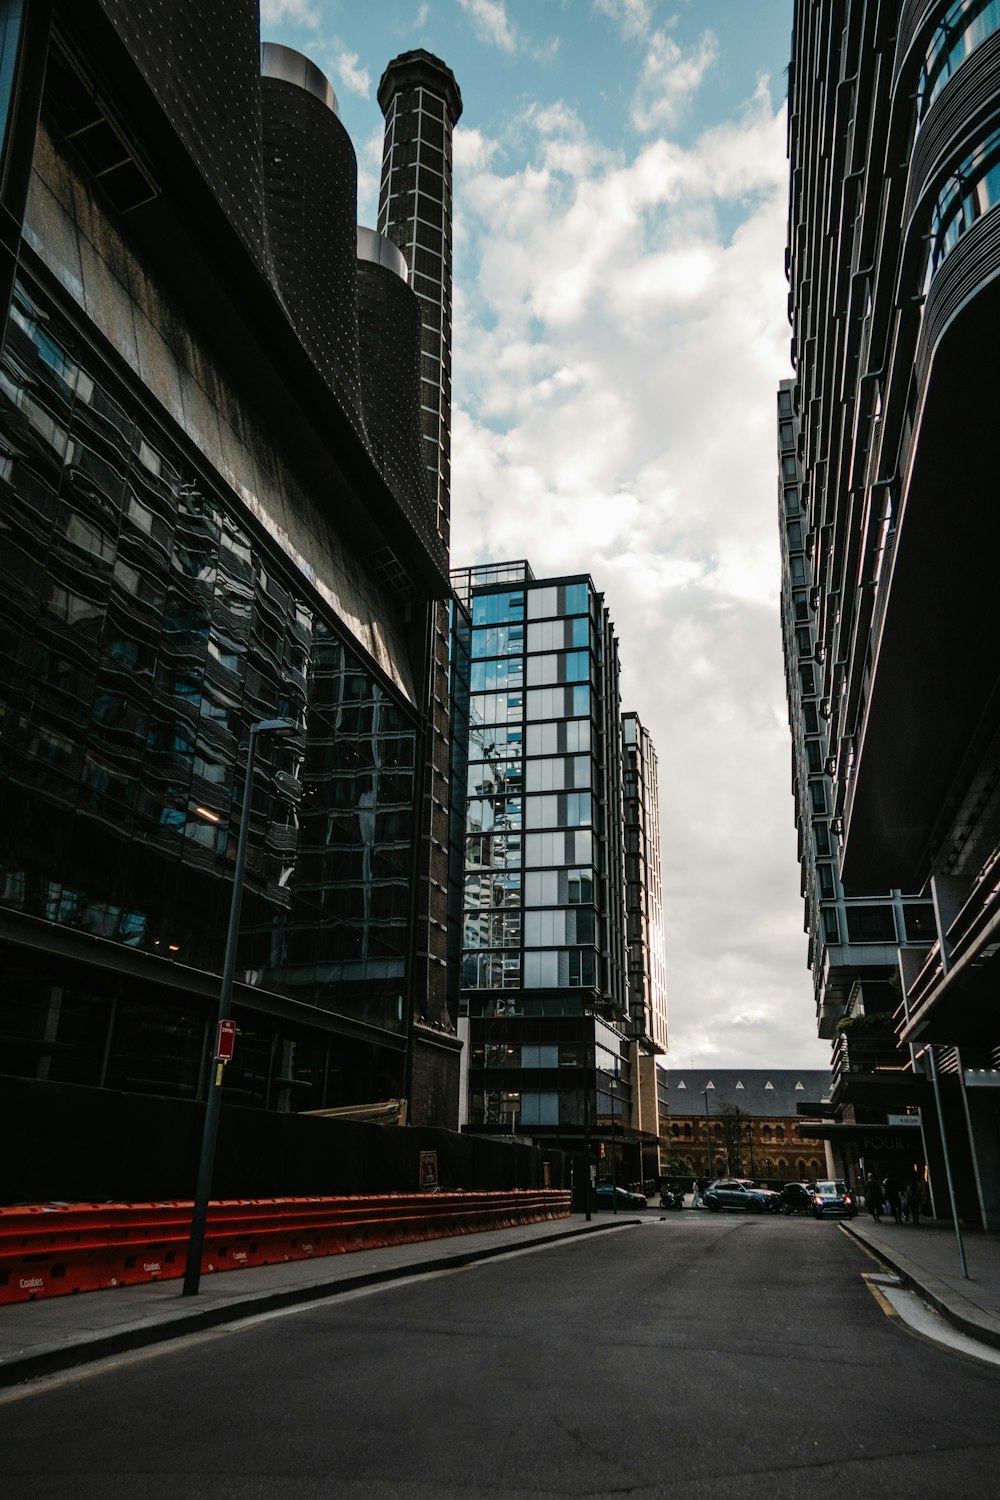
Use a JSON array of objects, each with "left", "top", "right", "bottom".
[{"left": 714, "top": 1099, "right": 747, "bottom": 1176}]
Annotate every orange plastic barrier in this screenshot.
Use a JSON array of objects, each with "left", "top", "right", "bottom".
[{"left": 0, "top": 1190, "right": 571, "bottom": 1303}]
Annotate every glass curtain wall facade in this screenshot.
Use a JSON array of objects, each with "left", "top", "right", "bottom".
[
  {"left": 0, "top": 277, "right": 417, "bottom": 1107},
  {"left": 622, "top": 712, "right": 667, "bottom": 1054},
  {"left": 455, "top": 563, "right": 657, "bottom": 1184},
  {"left": 0, "top": 3, "right": 459, "bottom": 1142}
]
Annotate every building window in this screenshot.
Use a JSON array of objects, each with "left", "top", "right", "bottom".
[
  {"left": 521, "top": 1044, "right": 559, "bottom": 1068},
  {"left": 918, "top": 0, "right": 1000, "bottom": 123},
  {"left": 817, "top": 863, "right": 835, "bottom": 899},
  {"left": 845, "top": 905, "right": 897, "bottom": 943},
  {"left": 904, "top": 903, "right": 936, "bottom": 941},
  {"left": 520, "top": 1090, "right": 558, "bottom": 1125},
  {"left": 470, "top": 658, "right": 524, "bottom": 692},
  {"left": 472, "top": 591, "right": 525, "bottom": 625},
  {"left": 921, "top": 122, "right": 1000, "bottom": 294},
  {"left": 810, "top": 782, "right": 827, "bottom": 814},
  {"left": 822, "top": 908, "right": 841, "bottom": 943},
  {"left": 471, "top": 623, "right": 525, "bottom": 658}
]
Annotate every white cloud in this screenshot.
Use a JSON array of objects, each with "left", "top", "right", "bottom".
[
  {"left": 356, "top": 124, "right": 385, "bottom": 231},
  {"left": 260, "top": 0, "right": 318, "bottom": 25},
  {"left": 593, "top": 0, "right": 655, "bottom": 40},
  {"left": 453, "top": 125, "right": 502, "bottom": 174},
  {"left": 632, "top": 28, "right": 719, "bottom": 132},
  {"left": 332, "top": 47, "right": 371, "bottom": 97},
  {"left": 456, "top": 0, "right": 518, "bottom": 53},
  {"left": 450, "top": 78, "right": 828, "bottom": 1069}
]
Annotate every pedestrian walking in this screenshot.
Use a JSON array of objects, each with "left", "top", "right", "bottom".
[
  {"left": 690, "top": 1177, "right": 701, "bottom": 1209},
  {"left": 883, "top": 1174, "right": 902, "bottom": 1224},
  {"left": 865, "top": 1170, "right": 882, "bottom": 1222},
  {"left": 906, "top": 1173, "right": 923, "bottom": 1227}
]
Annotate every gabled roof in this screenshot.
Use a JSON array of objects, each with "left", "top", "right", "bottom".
[{"left": 664, "top": 1069, "right": 832, "bottom": 1118}]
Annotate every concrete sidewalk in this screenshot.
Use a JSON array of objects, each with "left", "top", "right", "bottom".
[
  {"left": 0, "top": 1214, "right": 634, "bottom": 1389},
  {"left": 843, "top": 1216, "right": 1000, "bottom": 1350}
]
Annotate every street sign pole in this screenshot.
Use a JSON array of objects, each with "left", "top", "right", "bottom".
[{"left": 182, "top": 719, "right": 295, "bottom": 1297}]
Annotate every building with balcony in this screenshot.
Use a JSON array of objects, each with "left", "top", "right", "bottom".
[
  {"left": 0, "top": 1, "right": 462, "bottom": 1165},
  {"left": 451, "top": 562, "right": 668, "bottom": 1186},
  {"left": 777, "top": 379, "right": 934, "bottom": 1156},
  {"left": 784, "top": 0, "right": 1000, "bottom": 1225}
]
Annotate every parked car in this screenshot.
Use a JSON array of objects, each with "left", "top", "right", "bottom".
[
  {"left": 779, "top": 1182, "right": 815, "bottom": 1215},
  {"left": 595, "top": 1183, "right": 648, "bottom": 1209},
  {"left": 810, "top": 1180, "right": 857, "bottom": 1218},
  {"left": 703, "top": 1179, "right": 781, "bottom": 1213}
]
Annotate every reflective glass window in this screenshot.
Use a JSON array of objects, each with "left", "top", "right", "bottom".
[
  {"left": 918, "top": 0, "right": 1000, "bottom": 121},
  {"left": 471, "top": 623, "right": 524, "bottom": 658},
  {"left": 921, "top": 124, "right": 1000, "bottom": 293},
  {"left": 470, "top": 657, "right": 524, "bottom": 692},
  {"left": 471, "top": 591, "right": 524, "bottom": 625},
  {"left": 0, "top": 280, "right": 420, "bottom": 1043}
]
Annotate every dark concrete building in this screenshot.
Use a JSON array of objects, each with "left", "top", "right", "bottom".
[
  {"left": 0, "top": 1, "right": 462, "bottom": 1156},
  {"left": 376, "top": 50, "right": 465, "bottom": 1126},
  {"left": 783, "top": 0, "right": 1000, "bottom": 1225}
]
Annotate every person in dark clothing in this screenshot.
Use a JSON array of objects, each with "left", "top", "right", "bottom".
[
  {"left": 865, "top": 1170, "right": 882, "bottom": 1222},
  {"left": 906, "top": 1173, "right": 923, "bottom": 1226},
  {"left": 883, "top": 1174, "right": 902, "bottom": 1224}
]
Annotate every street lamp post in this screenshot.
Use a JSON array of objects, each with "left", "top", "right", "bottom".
[
  {"left": 182, "top": 717, "right": 297, "bottom": 1297},
  {"left": 583, "top": 1048, "right": 592, "bottom": 1222},
  {"left": 703, "top": 1088, "right": 713, "bottom": 1180},
  {"left": 610, "top": 1058, "right": 619, "bottom": 1215}
]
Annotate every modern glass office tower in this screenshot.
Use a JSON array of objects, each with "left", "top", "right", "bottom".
[
  {"left": 451, "top": 562, "right": 668, "bottom": 1185},
  {"left": 0, "top": 2, "right": 460, "bottom": 1152},
  {"left": 622, "top": 712, "right": 668, "bottom": 1056},
  {"left": 622, "top": 711, "right": 669, "bottom": 1181},
  {"left": 784, "top": 0, "right": 1000, "bottom": 1225}
]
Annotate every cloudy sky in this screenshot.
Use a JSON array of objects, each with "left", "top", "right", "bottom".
[{"left": 262, "top": 0, "right": 829, "bottom": 1073}]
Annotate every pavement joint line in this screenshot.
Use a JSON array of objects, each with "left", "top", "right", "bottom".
[{"left": 0, "top": 1217, "right": 635, "bottom": 1391}]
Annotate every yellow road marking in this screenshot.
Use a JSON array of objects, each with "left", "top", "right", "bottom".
[{"left": 862, "top": 1274, "right": 899, "bottom": 1319}]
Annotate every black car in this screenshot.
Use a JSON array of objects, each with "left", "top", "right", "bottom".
[
  {"left": 810, "top": 1179, "right": 858, "bottom": 1218},
  {"left": 779, "top": 1182, "right": 815, "bottom": 1215},
  {"left": 703, "top": 1179, "right": 781, "bottom": 1213},
  {"left": 595, "top": 1183, "right": 648, "bottom": 1210}
]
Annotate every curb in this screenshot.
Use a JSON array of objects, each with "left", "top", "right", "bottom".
[
  {"left": 842, "top": 1222, "right": 1000, "bottom": 1353},
  {"left": 0, "top": 1217, "right": 637, "bottom": 1389}
]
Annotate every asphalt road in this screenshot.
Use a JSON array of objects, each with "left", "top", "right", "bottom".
[{"left": 2, "top": 1213, "right": 999, "bottom": 1499}]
